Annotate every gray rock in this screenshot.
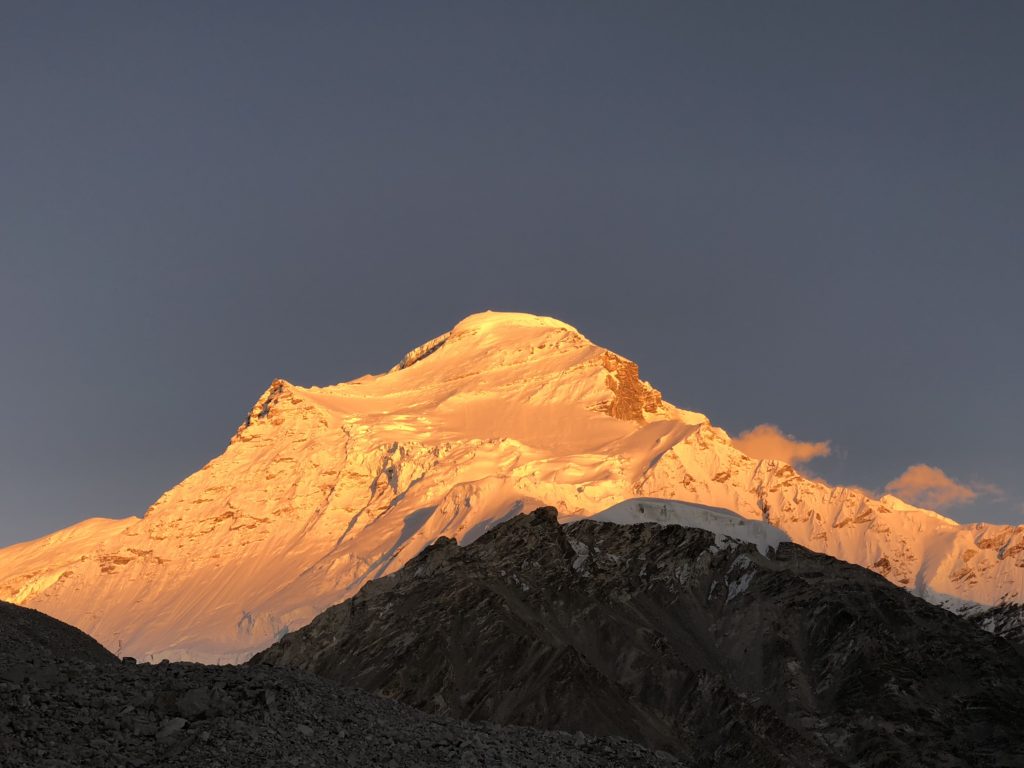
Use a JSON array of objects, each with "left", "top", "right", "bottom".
[
  {"left": 177, "top": 686, "right": 211, "bottom": 719},
  {"left": 155, "top": 717, "right": 188, "bottom": 742}
]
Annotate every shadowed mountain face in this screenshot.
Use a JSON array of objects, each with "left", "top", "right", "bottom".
[
  {"left": 969, "top": 603, "right": 1024, "bottom": 648},
  {"left": 253, "top": 510, "right": 1024, "bottom": 768}
]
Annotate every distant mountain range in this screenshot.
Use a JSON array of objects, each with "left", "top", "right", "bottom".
[{"left": 1, "top": 311, "right": 1021, "bottom": 661}]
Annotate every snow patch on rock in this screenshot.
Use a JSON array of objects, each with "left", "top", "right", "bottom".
[{"left": 568, "top": 498, "right": 790, "bottom": 556}]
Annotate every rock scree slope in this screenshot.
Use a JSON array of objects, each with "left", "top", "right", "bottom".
[{"left": 0, "top": 600, "right": 674, "bottom": 768}]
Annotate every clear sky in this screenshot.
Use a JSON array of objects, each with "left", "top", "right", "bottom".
[{"left": 2, "top": 2, "right": 1022, "bottom": 546}]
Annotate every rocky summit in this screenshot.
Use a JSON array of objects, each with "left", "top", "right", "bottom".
[
  {"left": 0, "top": 601, "right": 674, "bottom": 768},
  {"left": 253, "top": 510, "right": 1024, "bottom": 768}
]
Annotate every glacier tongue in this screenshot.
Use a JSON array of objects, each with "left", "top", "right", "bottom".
[{"left": 0, "top": 310, "right": 1022, "bottom": 662}]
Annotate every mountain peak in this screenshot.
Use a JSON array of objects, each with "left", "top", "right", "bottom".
[
  {"left": 389, "top": 312, "right": 587, "bottom": 371},
  {"left": 388, "top": 311, "right": 589, "bottom": 372},
  {"left": 450, "top": 310, "right": 584, "bottom": 336},
  {"left": 2, "top": 311, "right": 1023, "bottom": 663}
]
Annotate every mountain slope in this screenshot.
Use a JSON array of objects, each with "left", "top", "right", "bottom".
[
  {"left": 969, "top": 603, "right": 1024, "bottom": 647},
  {"left": 0, "top": 602, "right": 670, "bottom": 768},
  {"left": 0, "top": 600, "right": 117, "bottom": 669},
  {"left": 252, "top": 509, "right": 1024, "bottom": 768},
  {"left": 1, "top": 311, "right": 1021, "bottom": 661}
]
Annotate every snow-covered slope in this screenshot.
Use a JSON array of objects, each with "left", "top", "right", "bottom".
[
  {"left": 1, "top": 311, "right": 1021, "bottom": 661},
  {"left": 563, "top": 498, "right": 790, "bottom": 556}
]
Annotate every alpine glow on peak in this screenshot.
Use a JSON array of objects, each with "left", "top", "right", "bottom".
[{"left": 0, "top": 311, "right": 1021, "bottom": 662}]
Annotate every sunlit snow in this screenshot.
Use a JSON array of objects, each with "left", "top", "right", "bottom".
[{"left": 1, "top": 311, "right": 1021, "bottom": 662}]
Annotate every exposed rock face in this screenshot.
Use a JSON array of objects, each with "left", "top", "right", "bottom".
[
  {"left": 599, "top": 351, "right": 663, "bottom": 420},
  {"left": 253, "top": 511, "right": 1024, "bottom": 768},
  {"left": 0, "top": 602, "right": 672, "bottom": 768},
  {"left": 389, "top": 332, "right": 451, "bottom": 372}
]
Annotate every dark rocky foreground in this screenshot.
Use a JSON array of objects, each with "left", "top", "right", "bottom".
[
  {"left": 0, "top": 603, "right": 673, "bottom": 767},
  {"left": 254, "top": 509, "right": 1024, "bottom": 768}
]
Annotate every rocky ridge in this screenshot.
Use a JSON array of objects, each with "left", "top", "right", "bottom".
[{"left": 254, "top": 510, "right": 1024, "bottom": 768}]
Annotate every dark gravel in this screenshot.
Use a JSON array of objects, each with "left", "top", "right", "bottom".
[{"left": 0, "top": 602, "right": 675, "bottom": 768}]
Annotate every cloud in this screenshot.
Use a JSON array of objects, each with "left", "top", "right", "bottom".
[
  {"left": 970, "top": 481, "right": 1006, "bottom": 501},
  {"left": 883, "top": 464, "right": 1001, "bottom": 510},
  {"left": 731, "top": 424, "right": 831, "bottom": 466}
]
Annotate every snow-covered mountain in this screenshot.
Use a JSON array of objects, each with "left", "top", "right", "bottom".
[{"left": 1, "top": 311, "right": 1021, "bottom": 661}]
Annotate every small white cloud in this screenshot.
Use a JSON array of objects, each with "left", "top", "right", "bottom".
[{"left": 731, "top": 424, "right": 831, "bottom": 466}]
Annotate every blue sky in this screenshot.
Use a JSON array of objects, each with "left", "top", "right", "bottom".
[{"left": 2, "top": 2, "right": 1022, "bottom": 545}]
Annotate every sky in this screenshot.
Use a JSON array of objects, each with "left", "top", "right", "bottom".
[{"left": 1, "top": 2, "right": 1022, "bottom": 546}]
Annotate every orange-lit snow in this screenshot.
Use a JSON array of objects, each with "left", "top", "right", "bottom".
[{"left": 1, "top": 311, "right": 1021, "bottom": 662}]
